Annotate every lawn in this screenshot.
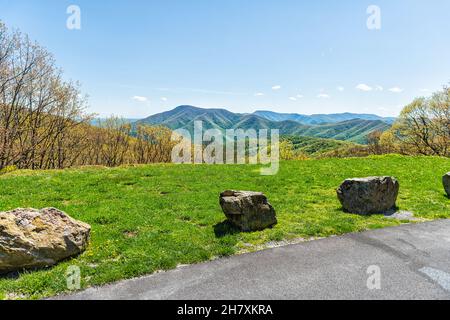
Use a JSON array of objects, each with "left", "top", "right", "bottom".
[{"left": 0, "top": 155, "right": 449, "bottom": 299}]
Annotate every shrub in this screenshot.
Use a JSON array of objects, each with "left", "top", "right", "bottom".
[{"left": 0, "top": 165, "right": 18, "bottom": 175}]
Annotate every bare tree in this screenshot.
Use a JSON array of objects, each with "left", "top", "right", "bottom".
[
  {"left": 0, "top": 21, "right": 90, "bottom": 170},
  {"left": 367, "top": 130, "right": 384, "bottom": 155}
]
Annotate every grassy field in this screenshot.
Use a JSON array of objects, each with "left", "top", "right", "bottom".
[{"left": 0, "top": 155, "right": 449, "bottom": 299}]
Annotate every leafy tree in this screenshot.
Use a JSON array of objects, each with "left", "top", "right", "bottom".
[{"left": 384, "top": 85, "right": 450, "bottom": 156}]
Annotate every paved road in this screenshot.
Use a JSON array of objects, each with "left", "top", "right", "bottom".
[{"left": 56, "top": 219, "right": 450, "bottom": 300}]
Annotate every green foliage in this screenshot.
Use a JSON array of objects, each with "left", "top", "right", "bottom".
[
  {"left": 1, "top": 155, "right": 449, "bottom": 299},
  {"left": 0, "top": 166, "right": 17, "bottom": 175},
  {"left": 282, "top": 135, "right": 358, "bottom": 157},
  {"left": 279, "top": 140, "right": 309, "bottom": 160},
  {"left": 380, "top": 85, "right": 450, "bottom": 156}
]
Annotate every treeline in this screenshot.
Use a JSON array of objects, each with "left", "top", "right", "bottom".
[
  {"left": 65, "top": 119, "right": 175, "bottom": 168},
  {"left": 0, "top": 22, "right": 175, "bottom": 171}
]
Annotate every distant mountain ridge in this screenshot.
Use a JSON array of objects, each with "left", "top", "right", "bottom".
[
  {"left": 253, "top": 110, "right": 396, "bottom": 124},
  {"left": 91, "top": 118, "right": 139, "bottom": 126},
  {"left": 136, "top": 105, "right": 393, "bottom": 144}
]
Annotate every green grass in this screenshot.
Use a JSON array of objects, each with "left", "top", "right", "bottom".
[{"left": 0, "top": 155, "right": 449, "bottom": 299}]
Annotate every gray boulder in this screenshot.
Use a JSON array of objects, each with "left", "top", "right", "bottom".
[
  {"left": 219, "top": 190, "right": 277, "bottom": 231},
  {"left": 444, "top": 173, "right": 450, "bottom": 197},
  {"left": 0, "top": 208, "right": 91, "bottom": 273},
  {"left": 337, "top": 176, "right": 399, "bottom": 215}
]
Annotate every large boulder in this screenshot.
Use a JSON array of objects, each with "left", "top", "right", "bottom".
[
  {"left": 219, "top": 190, "right": 277, "bottom": 231},
  {"left": 0, "top": 208, "right": 90, "bottom": 273},
  {"left": 444, "top": 173, "right": 450, "bottom": 197},
  {"left": 336, "top": 176, "right": 399, "bottom": 215}
]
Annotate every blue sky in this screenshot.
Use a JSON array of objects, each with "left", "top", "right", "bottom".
[{"left": 1, "top": 0, "right": 449, "bottom": 118}]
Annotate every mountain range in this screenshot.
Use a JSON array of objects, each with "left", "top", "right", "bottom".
[
  {"left": 253, "top": 110, "right": 396, "bottom": 124},
  {"left": 135, "top": 105, "right": 394, "bottom": 144}
]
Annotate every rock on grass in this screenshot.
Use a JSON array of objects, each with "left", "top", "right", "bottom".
[
  {"left": 219, "top": 190, "right": 277, "bottom": 232},
  {"left": 443, "top": 173, "right": 450, "bottom": 197},
  {"left": 0, "top": 208, "right": 90, "bottom": 273},
  {"left": 337, "top": 176, "right": 399, "bottom": 215}
]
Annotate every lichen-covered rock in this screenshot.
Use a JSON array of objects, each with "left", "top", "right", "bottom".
[
  {"left": 336, "top": 176, "right": 399, "bottom": 215},
  {"left": 0, "top": 208, "right": 90, "bottom": 273},
  {"left": 443, "top": 173, "right": 450, "bottom": 197},
  {"left": 219, "top": 190, "right": 277, "bottom": 231}
]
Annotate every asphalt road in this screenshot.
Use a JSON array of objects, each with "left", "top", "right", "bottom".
[{"left": 56, "top": 219, "right": 450, "bottom": 300}]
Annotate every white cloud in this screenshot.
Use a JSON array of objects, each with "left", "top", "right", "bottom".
[
  {"left": 389, "top": 87, "right": 404, "bottom": 93},
  {"left": 356, "top": 84, "right": 373, "bottom": 92},
  {"left": 161, "top": 97, "right": 168, "bottom": 101},
  {"left": 272, "top": 85, "right": 282, "bottom": 91},
  {"left": 337, "top": 86, "right": 344, "bottom": 92},
  {"left": 296, "top": 94, "right": 304, "bottom": 98},
  {"left": 132, "top": 96, "right": 148, "bottom": 102},
  {"left": 289, "top": 97, "right": 297, "bottom": 101},
  {"left": 317, "top": 93, "right": 330, "bottom": 99},
  {"left": 254, "top": 92, "right": 265, "bottom": 96},
  {"left": 375, "top": 85, "right": 383, "bottom": 91}
]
